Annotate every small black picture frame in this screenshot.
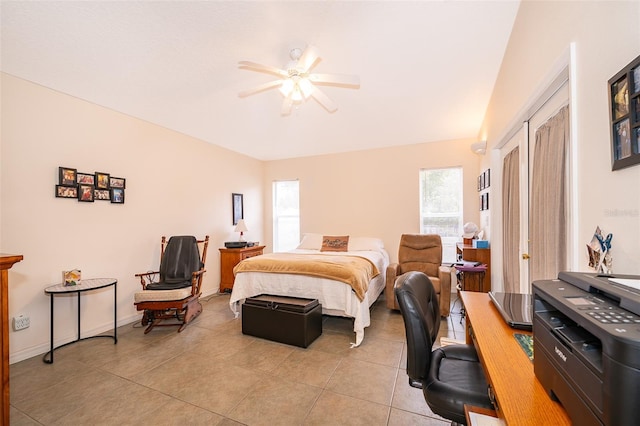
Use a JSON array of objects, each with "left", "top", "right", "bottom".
[
  {"left": 110, "top": 188, "right": 125, "bottom": 204},
  {"left": 95, "top": 172, "right": 110, "bottom": 189},
  {"left": 232, "top": 193, "right": 243, "bottom": 225},
  {"left": 109, "top": 176, "right": 126, "bottom": 189},
  {"left": 78, "top": 184, "right": 95, "bottom": 202},
  {"left": 59, "top": 167, "right": 77, "bottom": 186},
  {"left": 77, "top": 172, "right": 95, "bottom": 185},
  {"left": 55, "top": 185, "right": 77, "bottom": 198},
  {"left": 94, "top": 189, "right": 110, "bottom": 200}
]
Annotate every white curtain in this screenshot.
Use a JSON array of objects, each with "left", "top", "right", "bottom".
[
  {"left": 502, "top": 147, "right": 520, "bottom": 292},
  {"left": 529, "top": 105, "right": 569, "bottom": 285}
]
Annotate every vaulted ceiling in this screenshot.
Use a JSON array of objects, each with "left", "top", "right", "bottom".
[{"left": 1, "top": 1, "right": 520, "bottom": 160}]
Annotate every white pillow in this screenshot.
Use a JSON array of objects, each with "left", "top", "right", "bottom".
[
  {"left": 347, "top": 237, "right": 385, "bottom": 252},
  {"left": 296, "top": 233, "right": 323, "bottom": 250}
]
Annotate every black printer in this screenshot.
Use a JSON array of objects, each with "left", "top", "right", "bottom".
[{"left": 532, "top": 272, "right": 640, "bottom": 426}]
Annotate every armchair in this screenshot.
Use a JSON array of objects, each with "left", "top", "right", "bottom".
[
  {"left": 134, "top": 235, "right": 209, "bottom": 333},
  {"left": 386, "top": 234, "right": 451, "bottom": 316}
]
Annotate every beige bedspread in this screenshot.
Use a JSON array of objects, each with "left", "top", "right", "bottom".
[{"left": 233, "top": 253, "right": 379, "bottom": 301}]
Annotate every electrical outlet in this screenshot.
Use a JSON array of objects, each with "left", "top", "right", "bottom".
[{"left": 13, "top": 315, "right": 30, "bottom": 331}]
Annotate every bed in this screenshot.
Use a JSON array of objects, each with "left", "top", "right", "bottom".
[{"left": 229, "top": 234, "right": 389, "bottom": 347}]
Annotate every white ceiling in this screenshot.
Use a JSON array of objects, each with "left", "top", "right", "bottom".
[{"left": 1, "top": 1, "right": 520, "bottom": 161}]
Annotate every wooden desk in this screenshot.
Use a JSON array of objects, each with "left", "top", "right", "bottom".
[{"left": 460, "top": 291, "right": 570, "bottom": 425}]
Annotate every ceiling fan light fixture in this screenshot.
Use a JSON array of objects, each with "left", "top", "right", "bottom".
[{"left": 239, "top": 45, "right": 359, "bottom": 114}]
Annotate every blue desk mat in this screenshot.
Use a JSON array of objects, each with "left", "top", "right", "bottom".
[{"left": 514, "top": 333, "right": 533, "bottom": 361}]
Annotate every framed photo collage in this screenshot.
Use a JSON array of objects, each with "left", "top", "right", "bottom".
[{"left": 55, "top": 167, "right": 126, "bottom": 204}]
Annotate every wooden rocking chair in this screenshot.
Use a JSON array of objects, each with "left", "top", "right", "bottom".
[{"left": 134, "top": 235, "right": 209, "bottom": 333}]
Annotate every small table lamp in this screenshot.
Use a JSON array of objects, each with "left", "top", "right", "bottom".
[{"left": 234, "top": 219, "right": 248, "bottom": 241}]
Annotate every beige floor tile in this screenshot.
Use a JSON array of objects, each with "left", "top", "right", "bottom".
[
  {"left": 391, "top": 367, "right": 434, "bottom": 417},
  {"left": 304, "top": 390, "right": 390, "bottom": 425},
  {"left": 11, "top": 368, "right": 126, "bottom": 424},
  {"left": 224, "top": 338, "right": 295, "bottom": 373},
  {"left": 227, "top": 375, "right": 322, "bottom": 425},
  {"left": 326, "top": 358, "right": 398, "bottom": 406},
  {"left": 10, "top": 406, "right": 39, "bottom": 426},
  {"left": 345, "top": 335, "right": 404, "bottom": 368},
  {"left": 387, "top": 408, "right": 450, "bottom": 425},
  {"left": 307, "top": 329, "right": 354, "bottom": 355},
  {"left": 271, "top": 348, "right": 342, "bottom": 388},
  {"left": 133, "top": 351, "right": 268, "bottom": 415}
]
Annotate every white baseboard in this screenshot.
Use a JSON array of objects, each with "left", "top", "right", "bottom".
[{"left": 9, "top": 312, "right": 141, "bottom": 365}]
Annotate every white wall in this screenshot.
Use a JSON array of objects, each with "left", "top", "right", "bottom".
[
  {"left": 1, "top": 73, "right": 264, "bottom": 362},
  {"left": 480, "top": 1, "right": 640, "bottom": 280},
  {"left": 263, "top": 138, "right": 482, "bottom": 262}
]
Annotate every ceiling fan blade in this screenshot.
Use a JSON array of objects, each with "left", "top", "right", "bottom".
[
  {"left": 238, "top": 61, "right": 288, "bottom": 78},
  {"left": 281, "top": 92, "right": 294, "bottom": 115},
  {"left": 309, "top": 73, "right": 360, "bottom": 87},
  {"left": 297, "top": 45, "right": 320, "bottom": 72},
  {"left": 238, "top": 80, "right": 283, "bottom": 98},
  {"left": 310, "top": 86, "right": 337, "bottom": 113}
]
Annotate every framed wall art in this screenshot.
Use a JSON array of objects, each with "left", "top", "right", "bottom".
[
  {"left": 232, "top": 193, "right": 243, "bottom": 225},
  {"left": 77, "top": 172, "right": 95, "bottom": 185},
  {"left": 608, "top": 54, "right": 640, "bottom": 170},
  {"left": 110, "top": 177, "right": 126, "bottom": 188},
  {"left": 110, "top": 188, "right": 125, "bottom": 204},
  {"left": 94, "top": 189, "right": 110, "bottom": 200},
  {"left": 58, "top": 167, "right": 77, "bottom": 186},
  {"left": 95, "top": 172, "right": 110, "bottom": 189},
  {"left": 55, "top": 165, "right": 126, "bottom": 205},
  {"left": 78, "top": 184, "right": 94, "bottom": 202},
  {"left": 55, "top": 185, "right": 77, "bottom": 198}
]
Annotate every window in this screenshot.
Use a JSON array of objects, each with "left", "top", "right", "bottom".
[
  {"left": 272, "top": 180, "right": 300, "bottom": 252},
  {"left": 419, "top": 167, "right": 463, "bottom": 263}
]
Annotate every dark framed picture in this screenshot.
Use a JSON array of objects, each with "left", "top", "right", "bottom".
[
  {"left": 94, "top": 189, "right": 110, "bottom": 200},
  {"left": 59, "top": 167, "right": 77, "bottom": 186},
  {"left": 78, "top": 184, "right": 95, "bottom": 202},
  {"left": 485, "top": 169, "right": 491, "bottom": 188},
  {"left": 109, "top": 177, "right": 126, "bottom": 189},
  {"left": 110, "top": 188, "right": 125, "bottom": 204},
  {"left": 232, "top": 193, "right": 243, "bottom": 225},
  {"left": 95, "top": 172, "right": 110, "bottom": 189},
  {"left": 609, "top": 54, "right": 640, "bottom": 170},
  {"left": 55, "top": 185, "right": 78, "bottom": 198},
  {"left": 485, "top": 193, "right": 489, "bottom": 210},
  {"left": 480, "top": 173, "right": 485, "bottom": 190},
  {"left": 479, "top": 195, "right": 483, "bottom": 211},
  {"left": 77, "top": 172, "right": 95, "bottom": 185},
  {"left": 477, "top": 176, "right": 481, "bottom": 192}
]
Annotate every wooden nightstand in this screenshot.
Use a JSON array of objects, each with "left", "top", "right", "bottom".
[{"left": 219, "top": 245, "right": 265, "bottom": 293}]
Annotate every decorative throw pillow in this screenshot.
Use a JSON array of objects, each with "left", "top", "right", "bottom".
[{"left": 321, "top": 235, "right": 349, "bottom": 252}]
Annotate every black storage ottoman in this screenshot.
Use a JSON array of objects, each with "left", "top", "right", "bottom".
[{"left": 242, "top": 294, "right": 322, "bottom": 348}]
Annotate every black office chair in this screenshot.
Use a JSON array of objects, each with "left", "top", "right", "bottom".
[{"left": 395, "top": 271, "right": 493, "bottom": 425}]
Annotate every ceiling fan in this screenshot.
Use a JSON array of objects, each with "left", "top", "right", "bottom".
[{"left": 238, "top": 45, "right": 360, "bottom": 115}]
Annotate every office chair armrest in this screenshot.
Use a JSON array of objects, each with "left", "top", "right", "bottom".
[{"left": 134, "top": 271, "right": 160, "bottom": 289}]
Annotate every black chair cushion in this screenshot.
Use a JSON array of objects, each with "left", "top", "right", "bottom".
[
  {"left": 425, "top": 345, "right": 493, "bottom": 424},
  {"left": 148, "top": 236, "right": 202, "bottom": 291}
]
